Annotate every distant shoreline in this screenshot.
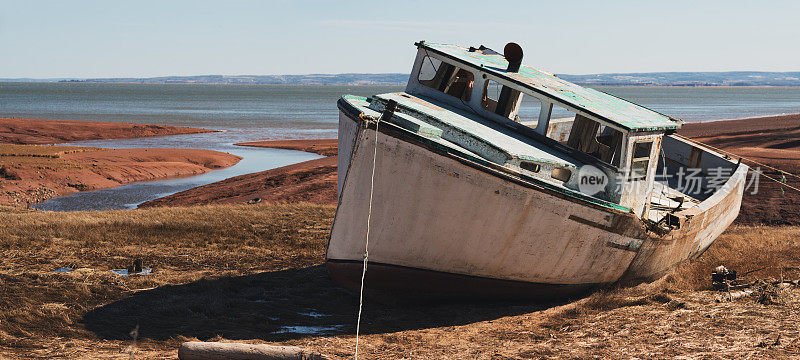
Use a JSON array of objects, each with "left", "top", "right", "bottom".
[
  {"left": 6, "top": 81, "right": 800, "bottom": 88},
  {"left": 3, "top": 70, "right": 800, "bottom": 86}
]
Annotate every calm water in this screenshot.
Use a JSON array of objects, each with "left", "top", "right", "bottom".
[
  {"left": 2, "top": 82, "right": 799, "bottom": 211},
  {"left": 0, "top": 82, "right": 404, "bottom": 139},
  {"left": 4, "top": 83, "right": 800, "bottom": 130}
]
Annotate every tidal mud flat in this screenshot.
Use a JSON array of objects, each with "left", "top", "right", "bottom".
[
  {"left": 140, "top": 139, "right": 338, "bottom": 208},
  {"left": 679, "top": 113, "right": 800, "bottom": 225},
  {"left": 0, "top": 118, "right": 241, "bottom": 206},
  {"left": 0, "top": 117, "right": 214, "bottom": 144}
]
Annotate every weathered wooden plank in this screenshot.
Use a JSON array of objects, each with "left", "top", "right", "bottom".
[{"left": 178, "top": 342, "right": 328, "bottom": 360}]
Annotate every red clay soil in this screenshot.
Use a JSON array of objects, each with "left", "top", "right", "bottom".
[
  {"left": 141, "top": 139, "right": 339, "bottom": 208},
  {"left": 236, "top": 139, "right": 338, "bottom": 156},
  {"left": 0, "top": 117, "right": 237, "bottom": 206},
  {"left": 0, "top": 117, "right": 213, "bottom": 144},
  {"left": 0, "top": 146, "right": 241, "bottom": 206},
  {"left": 140, "top": 156, "right": 337, "bottom": 208},
  {"left": 678, "top": 113, "right": 800, "bottom": 225}
]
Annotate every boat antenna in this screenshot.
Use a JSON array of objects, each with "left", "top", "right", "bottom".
[{"left": 354, "top": 99, "right": 397, "bottom": 359}]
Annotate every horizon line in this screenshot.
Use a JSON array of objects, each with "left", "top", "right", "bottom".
[{"left": 3, "top": 70, "right": 800, "bottom": 81}]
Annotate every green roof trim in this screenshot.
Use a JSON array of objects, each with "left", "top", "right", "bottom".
[{"left": 418, "top": 42, "right": 683, "bottom": 133}]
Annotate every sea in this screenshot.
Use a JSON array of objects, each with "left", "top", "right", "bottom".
[{"left": 2, "top": 82, "right": 799, "bottom": 211}]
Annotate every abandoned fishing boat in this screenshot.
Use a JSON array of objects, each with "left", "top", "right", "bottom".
[{"left": 326, "top": 41, "right": 748, "bottom": 300}]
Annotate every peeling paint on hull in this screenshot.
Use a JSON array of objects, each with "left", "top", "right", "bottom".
[{"left": 327, "top": 105, "right": 747, "bottom": 300}]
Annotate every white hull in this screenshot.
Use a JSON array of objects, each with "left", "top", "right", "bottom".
[{"left": 327, "top": 104, "right": 746, "bottom": 299}]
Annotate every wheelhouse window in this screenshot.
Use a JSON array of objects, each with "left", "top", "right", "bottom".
[
  {"left": 518, "top": 97, "right": 542, "bottom": 127},
  {"left": 595, "top": 125, "right": 624, "bottom": 167},
  {"left": 482, "top": 79, "right": 502, "bottom": 112},
  {"left": 545, "top": 105, "right": 577, "bottom": 143},
  {"left": 549, "top": 109, "right": 625, "bottom": 167},
  {"left": 418, "top": 56, "right": 474, "bottom": 102},
  {"left": 482, "top": 79, "right": 521, "bottom": 118},
  {"left": 630, "top": 140, "right": 653, "bottom": 179}
]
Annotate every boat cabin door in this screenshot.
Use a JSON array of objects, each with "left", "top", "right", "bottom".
[{"left": 619, "top": 133, "right": 662, "bottom": 217}]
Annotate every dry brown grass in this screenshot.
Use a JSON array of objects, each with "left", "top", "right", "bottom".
[
  {"left": 666, "top": 225, "right": 800, "bottom": 291},
  {"left": 0, "top": 203, "right": 334, "bottom": 358},
  {"left": 0, "top": 203, "right": 333, "bottom": 276},
  {"left": 0, "top": 205, "right": 798, "bottom": 359}
]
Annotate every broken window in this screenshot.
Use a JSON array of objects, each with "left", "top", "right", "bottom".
[
  {"left": 518, "top": 97, "right": 542, "bottom": 127},
  {"left": 545, "top": 106, "right": 624, "bottom": 167},
  {"left": 565, "top": 115, "right": 625, "bottom": 167},
  {"left": 418, "top": 56, "right": 474, "bottom": 102},
  {"left": 596, "top": 125, "right": 625, "bottom": 167},
  {"left": 545, "top": 105, "right": 577, "bottom": 144},
  {"left": 418, "top": 56, "right": 442, "bottom": 83},
  {"left": 482, "top": 79, "right": 502, "bottom": 112}
]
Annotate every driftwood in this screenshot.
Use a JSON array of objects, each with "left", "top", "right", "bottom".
[
  {"left": 715, "top": 279, "right": 798, "bottom": 303},
  {"left": 178, "top": 342, "right": 329, "bottom": 360},
  {"left": 728, "top": 289, "right": 754, "bottom": 300}
]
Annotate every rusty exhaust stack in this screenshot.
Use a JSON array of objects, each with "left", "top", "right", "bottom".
[
  {"left": 503, "top": 42, "right": 523, "bottom": 72},
  {"left": 495, "top": 42, "right": 524, "bottom": 116}
]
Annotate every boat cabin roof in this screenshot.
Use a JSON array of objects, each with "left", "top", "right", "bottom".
[{"left": 418, "top": 42, "right": 682, "bottom": 133}]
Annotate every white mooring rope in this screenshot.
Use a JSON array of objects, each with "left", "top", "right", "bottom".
[{"left": 354, "top": 116, "right": 380, "bottom": 359}]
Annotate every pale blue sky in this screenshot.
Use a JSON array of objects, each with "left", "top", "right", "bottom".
[{"left": 2, "top": 0, "right": 799, "bottom": 78}]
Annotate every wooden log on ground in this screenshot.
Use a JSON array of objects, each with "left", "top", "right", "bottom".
[
  {"left": 178, "top": 342, "right": 329, "bottom": 360},
  {"left": 728, "top": 289, "right": 754, "bottom": 301},
  {"left": 716, "top": 289, "right": 754, "bottom": 302}
]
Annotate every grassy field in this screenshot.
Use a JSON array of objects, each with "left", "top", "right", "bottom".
[{"left": 0, "top": 204, "right": 798, "bottom": 359}]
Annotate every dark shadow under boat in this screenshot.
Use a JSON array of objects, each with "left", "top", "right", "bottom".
[{"left": 81, "top": 265, "right": 567, "bottom": 342}]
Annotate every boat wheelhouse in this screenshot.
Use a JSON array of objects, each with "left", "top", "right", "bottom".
[{"left": 326, "top": 41, "right": 747, "bottom": 300}]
